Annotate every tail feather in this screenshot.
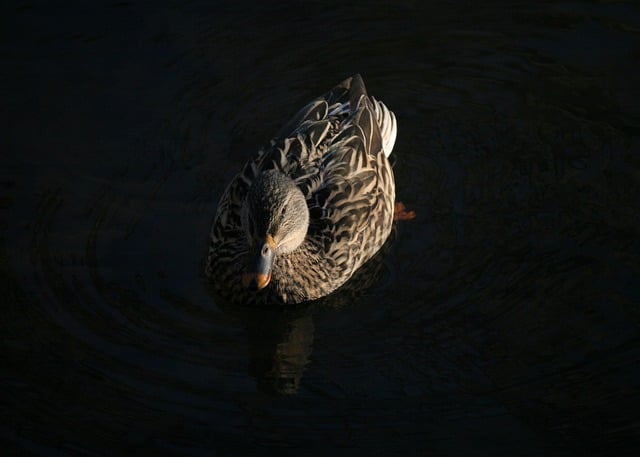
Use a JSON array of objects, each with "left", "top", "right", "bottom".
[
  {"left": 371, "top": 97, "right": 397, "bottom": 157},
  {"left": 330, "top": 75, "right": 397, "bottom": 158},
  {"left": 348, "top": 74, "right": 368, "bottom": 108}
]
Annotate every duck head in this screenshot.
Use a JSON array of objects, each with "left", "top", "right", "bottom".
[{"left": 241, "top": 170, "right": 310, "bottom": 291}]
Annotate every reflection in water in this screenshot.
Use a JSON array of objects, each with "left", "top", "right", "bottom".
[{"left": 243, "top": 307, "right": 314, "bottom": 395}]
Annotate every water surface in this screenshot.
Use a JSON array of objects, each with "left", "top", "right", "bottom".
[{"left": 2, "top": 1, "right": 639, "bottom": 455}]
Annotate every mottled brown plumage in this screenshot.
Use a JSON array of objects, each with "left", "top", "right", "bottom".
[{"left": 206, "top": 74, "right": 397, "bottom": 305}]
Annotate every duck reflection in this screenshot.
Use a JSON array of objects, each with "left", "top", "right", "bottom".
[
  {"left": 213, "top": 228, "right": 397, "bottom": 395},
  {"left": 245, "top": 307, "right": 314, "bottom": 395},
  {"left": 214, "top": 296, "right": 314, "bottom": 395}
]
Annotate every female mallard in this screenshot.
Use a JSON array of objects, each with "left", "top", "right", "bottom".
[{"left": 207, "top": 74, "right": 408, "bottom": 305}]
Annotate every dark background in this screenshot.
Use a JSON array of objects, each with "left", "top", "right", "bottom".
[{"left": 2, "top": 1, "right": 639, "bottom": 455}]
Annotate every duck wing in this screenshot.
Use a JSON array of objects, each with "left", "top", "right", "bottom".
[{"left": 303, "top": 75, "right": 396, "bottom": 274}]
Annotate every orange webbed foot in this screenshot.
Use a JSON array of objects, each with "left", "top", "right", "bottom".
[{"left": 394, "top": 201, "right": 416, "bottom": 221}]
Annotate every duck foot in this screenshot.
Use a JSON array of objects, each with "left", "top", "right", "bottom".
[{"left": 394, "top": 202, "right": 416, "bottom": 221}]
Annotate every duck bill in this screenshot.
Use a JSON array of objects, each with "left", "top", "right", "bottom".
[{"left": 242, "top": 237, "right": 277, "bottom": 291}]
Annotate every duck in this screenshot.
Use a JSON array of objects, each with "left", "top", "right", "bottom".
[{"left": 206, "top": 74, "right": 411, "bottom": 305}]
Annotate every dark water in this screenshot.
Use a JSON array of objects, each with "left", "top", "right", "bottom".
[{"left": 2, "top": 1, "right": 640, "bottom": 455}]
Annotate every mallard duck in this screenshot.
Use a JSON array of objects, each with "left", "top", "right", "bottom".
[{"left": 206, "top": 74, "right": 403, "bottom": 305}]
